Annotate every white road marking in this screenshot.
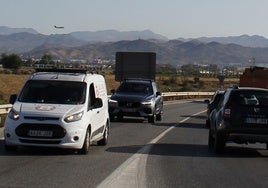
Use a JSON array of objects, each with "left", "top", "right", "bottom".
[{"left": 97, "top": 110, "right": 207, "bottom": 188}]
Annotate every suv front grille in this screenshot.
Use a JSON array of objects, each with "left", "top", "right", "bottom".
[{"left": 118, "top": 101, "right": 141, "bottom": 108}]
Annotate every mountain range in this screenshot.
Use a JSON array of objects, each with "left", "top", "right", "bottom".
[{"left": 1, "top": 26, "right": 268, "bottom": 67}]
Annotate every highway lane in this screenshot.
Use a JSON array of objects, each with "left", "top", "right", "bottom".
[{"left": 0, "top": 100, "right": 267, "bottom": 188}]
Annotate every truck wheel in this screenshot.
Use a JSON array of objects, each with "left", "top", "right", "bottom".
[
  {"left": 79, "top": 128, "right": 90, "bottom": 154},
  {"left": 214, "top": 132, "right": 225, "bottom": 153},
  {"left": 97, "top": 123, "right": 109, "bottom": 146}
]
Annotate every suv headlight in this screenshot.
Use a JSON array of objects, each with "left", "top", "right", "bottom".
[
  {"left": 141, "top": 99, "right": 154, "bottom": 105},
  {"left": 8, "top": 109, "right": 20, "bottom": 121},
  {"left": 64, "top": 111, "right": 83, "bottom": 123},
  {"left": 109, "top": 99, "right": 118, "bottom": 105}
]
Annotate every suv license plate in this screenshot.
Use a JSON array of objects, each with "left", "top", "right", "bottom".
[
  {"left": 28, "top": 130, "right": 53, "bottom": 137},
  {"left": 245, "top": 118, "right": 268, "bottom": 124}
]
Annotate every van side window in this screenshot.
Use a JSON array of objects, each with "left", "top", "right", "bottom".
[{"left": 88, "top": 83, "right": 96, "bottom": 110}]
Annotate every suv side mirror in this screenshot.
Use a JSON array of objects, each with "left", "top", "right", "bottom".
[
  {"left": 111, "top": 89, "right": 115, "bottom": 94},
  {"left": 9, "top": 94, "right": 17, "bottom": 104},
  {"left": 204, "top": 99, "right": 210, "bottom": 103},
  {"left": 156, "top": 91, "right": 161, "bottom": 96},
  {"left": 93, "top": 98, "right": 103, "bottom": 108}
]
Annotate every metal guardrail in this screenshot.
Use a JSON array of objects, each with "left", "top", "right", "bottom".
[
  {"left": 161, "top": 91, "right": 214, "bottom": 97},
  {"left": 0, "top": 92, "right": 214, "bottom": 115},
  {"left": 0, "top": 104, "right": 12, "bottom": 115}
]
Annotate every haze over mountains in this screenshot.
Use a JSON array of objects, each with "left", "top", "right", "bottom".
[{"left": 1, "top": 26, "right": 268, "bottom": 67}]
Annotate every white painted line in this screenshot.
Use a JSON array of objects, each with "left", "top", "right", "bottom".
[{"left": 97, "top": 110, "right": 207, "bottom": 188}]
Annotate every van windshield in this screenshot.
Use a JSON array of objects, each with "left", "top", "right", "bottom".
[{"left": 18, "top": 80, "right": 86, "bottom": 104}]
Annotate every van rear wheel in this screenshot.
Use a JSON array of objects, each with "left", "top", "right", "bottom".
[{"left": 79, "top": 128, "right": 90, "bottom": 154}]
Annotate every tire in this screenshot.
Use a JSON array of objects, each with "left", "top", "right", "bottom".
[
  {"left": 148, "top": 113, "right": 156, "bottom": 123},
  {"left": 5, "top": 144, "right": 17, "bottom": 152},
  {"left": 205, "top": 119, "right": 210, "bottom": 128},
  {"left": 79, "top": 128, "right": 90, "bottom": 154},
  {"left": 156, "top": 112, "right": 162, "bottom": 121},
  {"left": 109, "top": 114, "right": 115, "bottom": 122},
  {"left": 208, "top": 129, "right": 214, "bottom": 148},
  {"left": 214, "top": 132, "right": 225, "bottom": 153},
  {"left": 117, "top": 114, "right": 123, "bottom": 121},
  {"left": 97, "top": 123, "right": 109, "bottom": 146}
]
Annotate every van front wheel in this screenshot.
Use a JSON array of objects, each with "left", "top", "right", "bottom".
[
  {"left": 79, "top": 128, "right": 90, "bottom": 154},
  {"left": 97, "top": 124, "right": 109, "bottom": 146}
]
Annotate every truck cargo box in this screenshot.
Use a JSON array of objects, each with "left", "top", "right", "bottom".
[
  {"left": 239, "top": 66, "right": 268, "bottom": 89},
  {"left": 115, "top": 52, "right": 156, "bottom": 81}
]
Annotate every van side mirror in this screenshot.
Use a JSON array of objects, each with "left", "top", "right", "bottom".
[
  {"left": 93, "top": 98, "right": 103, "bottom": 108},
  {"left": 9, "top": 94, "right": 17, "bottom": 104}
]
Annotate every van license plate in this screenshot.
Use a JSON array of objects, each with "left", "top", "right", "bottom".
[
  {"left": 245, "top": 118, "right": 268, "bottom": 124},
  {"left": 28, "top": 130, "right": 53, "bottom": 137}
]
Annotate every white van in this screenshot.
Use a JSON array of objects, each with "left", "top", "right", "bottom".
[{"left": 4, "top": 69, "right": 110, "bottom": 154}]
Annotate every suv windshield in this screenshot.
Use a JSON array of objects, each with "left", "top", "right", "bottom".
[
  {"left": 231, "top": 90, "right": 268, "bottom": 106},
  {"left": 18, "top": 80, "right": 86, "bottom": 104},
  {"left": 116, "top": 82, "right": 153, "bottom": 94}
]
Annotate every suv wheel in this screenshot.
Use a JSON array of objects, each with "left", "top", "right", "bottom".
[
  {"left": 156, "top": 112, "right": 162, "bottom": 121},
  {"left": 205, "top": 119, "right": 210, "bottom": 128},
  {"left": 214, "top": 132, "right": 225, "bottom": 153},
  {"left": 5, "top": 144, "right": 17, "bottom": 152},
  {"left": 208, "top": 129, "right": 214, "bottom": 147},
  {"left": 148, "top": 113, "right": 156, "bottom": 123}
]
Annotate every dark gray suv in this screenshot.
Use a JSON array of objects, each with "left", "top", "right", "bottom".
[
  {"left": 108, "top": 79, "right": 163, "bottom": 123},
  {"left": 208, "top": 86, "right": 268, "bottom": 153}
]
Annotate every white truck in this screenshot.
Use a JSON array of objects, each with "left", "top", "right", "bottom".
[{"left": 4, "top": 69, "right": 110, "bottom": 154}]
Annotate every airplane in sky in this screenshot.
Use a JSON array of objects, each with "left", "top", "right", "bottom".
[{"left": 54, "top": 25, "right": 64, "bottom": 29}]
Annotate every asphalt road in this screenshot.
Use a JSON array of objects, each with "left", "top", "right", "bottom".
[{"left": 0, "top": 100, "right": 268, "bottom": 188}]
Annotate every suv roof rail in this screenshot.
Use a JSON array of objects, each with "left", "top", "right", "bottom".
[
  {"left": 35, "top": 68, "right": 91, "bottom": 74},
  {"left": 230, "top": 84, "right": 239, "bottom": 89}
]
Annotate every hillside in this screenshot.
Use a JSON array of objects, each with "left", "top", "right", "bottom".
[
  {"left": 1, "top": 26, "right": 268, "bottom": 67},
  {"left": 22, "top": 39, "right": 268, "bottom": 67}
]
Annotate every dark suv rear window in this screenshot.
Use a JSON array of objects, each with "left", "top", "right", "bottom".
[{"left": 231, "top": 90, "right": 268, "bottom": 106}]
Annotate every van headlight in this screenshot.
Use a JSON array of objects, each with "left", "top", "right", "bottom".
[
  {"left": 8, "top": 109, "right": 20, "bottom": 121},
  {"left": 64, "top": 111, "right": 83, "bottom": 123}
]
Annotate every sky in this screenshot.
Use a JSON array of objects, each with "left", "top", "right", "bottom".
[{"left": 1, "top": 0, "right": 268, "bottom": 39}]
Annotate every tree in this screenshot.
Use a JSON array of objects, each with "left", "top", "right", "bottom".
[
  {"left": 39, "top": 54, "right": 55, "bottom": 65},
  {"left": 0, "top": 53, "right": 22, "bottom": 69}
]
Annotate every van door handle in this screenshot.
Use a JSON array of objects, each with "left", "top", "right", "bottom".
[{"left": 97, "top": 111, "right": 99, "bottom": 114}]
